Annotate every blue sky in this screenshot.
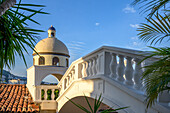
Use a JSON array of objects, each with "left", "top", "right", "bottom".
[{"left": 6, "top": 0, "right": 169, "bottom": 82}]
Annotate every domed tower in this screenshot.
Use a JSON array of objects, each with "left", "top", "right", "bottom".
[
  {"left": 33, "top": 25, "right": 69, "bottom": 67},
  {"left": 27, "top": 26, "right": 69, "bottom": 99}
]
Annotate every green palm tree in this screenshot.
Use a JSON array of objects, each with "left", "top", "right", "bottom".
[
  {"left": 132, "top": 0, "right": 170, "bottom": 108},
  {"left": 0, "top": 0, "right": 48, "bottom": 81},
  {"left": 141, "top": 47, "right": 170, "bottom": 107}
]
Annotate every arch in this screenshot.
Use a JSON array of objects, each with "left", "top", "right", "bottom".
[
  {"left": 59, "top": 96, "right": 111, "bottom": 113},
  {"left": 66, "top": 59, "right": 69, "bottom": 67},
  {"left": 51, "top": 32, "right": 55, "bottom": 37},
  {"left": 39, "top": 56, "right": 45, "bottom": 65},
  {"left": 56, "top": 79, "right": 131, "bottom": 113},
  {"left": 41, "top": 74, "right": 59, "bottom": 85},
  {"left": 53, "top": 57, "right": 59, "bottom": 66}
]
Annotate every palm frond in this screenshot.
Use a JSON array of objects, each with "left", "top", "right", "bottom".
[
  {"left": 141, "top": 47, "right": 170, "bottom": 108},
  {"left": 0, "top": 0, "right": 48, "bottom": 81},
  {"left": 137, "top": 14, "right": 170, "bottom": 45},
  {"left": 131, "top": 0, "right": 170, "bottom": 18}
]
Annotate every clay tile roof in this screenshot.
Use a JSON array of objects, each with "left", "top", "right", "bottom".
[{"left": 0, "top": 84, "right": 39, "bottom": 113}]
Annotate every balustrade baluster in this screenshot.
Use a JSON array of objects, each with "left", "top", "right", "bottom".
[
  {"left": 92, "top": 58, "right": 96, "bottom": 76},
  {"left": 117, "top": 55, "right": 125, "bottom": 82},
  {"left": 133, "top": 58, "right": 143, "bottom": 90},
  {"left": 68, "top": 75, "right": 70, "bottom": 86},
  {"left": 96, "top": 56, "right": 99, "bottom": 75},
  {"left": 85, "top": 62, "right": 89, "bottom": 76},
  {"left": 81, "top": 63, "right": 86, "bottom": 77},
  {"left": 44, "top": 89, "right": 47, "bottom": 100},
  {"left": 109, "top": 53, "right": 117, "bottom": 79},
  {"left": 66, "top": 77, "right": 69, "bottom": 87},
  {"left": 51, "top": 89, "right": 55, "bottom": 100},
  {"left": 86, "top": 61, "right": 90, "bottom": 76},
  {"left": 64, "top": 78, "right": 67, "bottom": 89},
  {"left": 88, "top": 60, "right": 92, "bottom": 76},
  {"left": 40, "top": 88, "right": 42, "bottom": 100},
  {"left": 71, "top": 70, "right": 75, "bottom": 81},
  {"left": 124, "top": 56, "right": 134, "bottom": 86}
]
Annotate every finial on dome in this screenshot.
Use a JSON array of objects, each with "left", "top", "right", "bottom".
[{"left": 48, "top": 25, "right": 56, "bottom": 38}]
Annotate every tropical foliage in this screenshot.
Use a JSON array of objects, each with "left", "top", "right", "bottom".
[
  {"left": 67, "top": 94, "right": 128, "bottom": 113},
  {"left": 141, "top": 47, "right": 170, "bottom": 107},
  {"left": 132, "top": 0, "right": 170, "bottom": 108},
  {"left": 0, "top": 0, "right": 48, "bottom": 81},
  {"left": 138, "top": 14, "right": 170, "bottom": 45},
  {"left": 132, "top": 0, "right": 170, "bottom": 18}
]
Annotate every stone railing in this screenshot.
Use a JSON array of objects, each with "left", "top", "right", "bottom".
[
  {"left": 35, "top": 85, "right": 59, "bottom": 101},
  {"left": 57, "top": 46, "right": 158, "bottom": 96}
]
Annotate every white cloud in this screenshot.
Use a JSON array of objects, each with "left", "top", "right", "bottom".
[
  {"left": 133, "top": 42, "right": 138, "bottom": 46},
  {"left": 66, "top": 41, "right": 86, "bottom": 63},
  {"left": 123, "top": 4, "right": 136, "bottom": 13},
  {"left": 131, "top": 36, "right": 138, "bottom": 40},
  {"left": 95, "top": 23, "right": 100, "bottom": 26},
  {"left": 130, "top": 24, "right": 140, "bottom": 28}
]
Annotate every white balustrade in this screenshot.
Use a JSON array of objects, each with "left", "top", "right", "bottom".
[
  {"left": 92, "top": 58, "right": 96, "bottom": 76},
  {"left": 95, "top": 56, "right": 99, "bottom": 75},
  {"left": 109, "top": 53, "right": 117, "bottom": 79},
  {"left": 88, "top": 60, "right": 92, "bottom": 76},
  {"left": 81, "top": 62, "right": 86, "bottom": 77},
  {"left": 51, "top": 89, "right": 55, "bottom": 100},
  {"left": 36, "top": 85, "right": 59, "bottom": 101},
  {"left": 133, "top": 58, "right": 143, "bottom": 90},
  {"left": 124, "top": 56, "right": 134, "bottom": 86},
  {"left": 56, "top": 46, "right": 158, "bottom": 97},
  {"left": 44, "top": 89, "right": 47, "bottom": 100},
  {"left": 117, "top": 55, "right": 125, "bottom": 82}
]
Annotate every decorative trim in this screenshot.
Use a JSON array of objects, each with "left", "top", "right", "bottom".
[{"left": 33, "top": 52, "right": 70, "bottom": 57}]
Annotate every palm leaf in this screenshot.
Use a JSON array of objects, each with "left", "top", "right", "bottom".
[
  {"left": 0, "top": 0, "right": 48, "bottom": 81},
  {"left": 137, "top": 14, "right": 170, "bottom": 45},
  {"left": 131, "top": 0, "right": 170, "bottom": 18},
  {"left": 141, "top": 47, "right": 170, "bottom": 108}
]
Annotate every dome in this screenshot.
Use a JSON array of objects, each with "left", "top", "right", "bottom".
[
  {"left": 48, "top": 25, "right": 56, "bottom": 31},
  {"left": 33, "top": 38, "right": 69, "bottom": 57}
]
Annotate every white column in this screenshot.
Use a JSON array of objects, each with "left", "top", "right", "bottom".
[
  {"left": 86, "top": 61, "right": 89, "bottom": 76},
  {"left": 109, "top": 53, "right": 117, "bottom": 79},
  {"left": 40, "top": 88, "right": 42, "bottom": 100},
  {"left": 81, "top": 63, "right": 86, "bottom": 77},
  {"left": 71, "top": 70, "right": 75, "bottom": 81},
  {"left": 88, "top": 60, "right": 92, "bottom": 76},
  {"left": 124, "top": 56, "right": 134, "bottom": 86},
  {"left": 92, "top": 58, "right": 96, "bottom": 76},
  {"left": 44, "top": 89, "right": 47, "bottom": 100},
  {"left": 133, "top": 58, "right": 143, "bottom": 90},
  {"left": 95, "top": 56, "right": 99, "bottom": 75},
  {"left": 116, "top": 55, "right": 125, "bottom": 82},
  {"left": 51, "top": 89, "right": 55, "bottom": 100}
]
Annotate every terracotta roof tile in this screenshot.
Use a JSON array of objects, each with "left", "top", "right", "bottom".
[{"left": 0, "top": 84, "right": 39, "bottom": 112}]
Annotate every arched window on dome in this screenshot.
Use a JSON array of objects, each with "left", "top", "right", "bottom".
[
  {"left": 66, "top": 59, "right": 69, "bottom": 67},
  {"left": 51, "top": 32, "right": 55, "bottom": 37},
  {"left": 39, "top": 57, "right": 45, "bottom": 65},
  {"left": 53, "top": 57, "right": 59, "bottom": 66},
  {"left": 33, "top": 58, "right": 35, "bottom": 65}
]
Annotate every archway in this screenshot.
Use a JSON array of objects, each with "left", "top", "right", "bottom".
[
  {"left": 41, "top": 74, "right": 59, "bottom": 85},
  {"left": 59, "top": 96, "right": 114, "bottom": 113}
]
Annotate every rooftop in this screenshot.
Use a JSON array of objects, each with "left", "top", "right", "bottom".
[{"left": 0, "top": 84, "right": 39, "bottom": 112}]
